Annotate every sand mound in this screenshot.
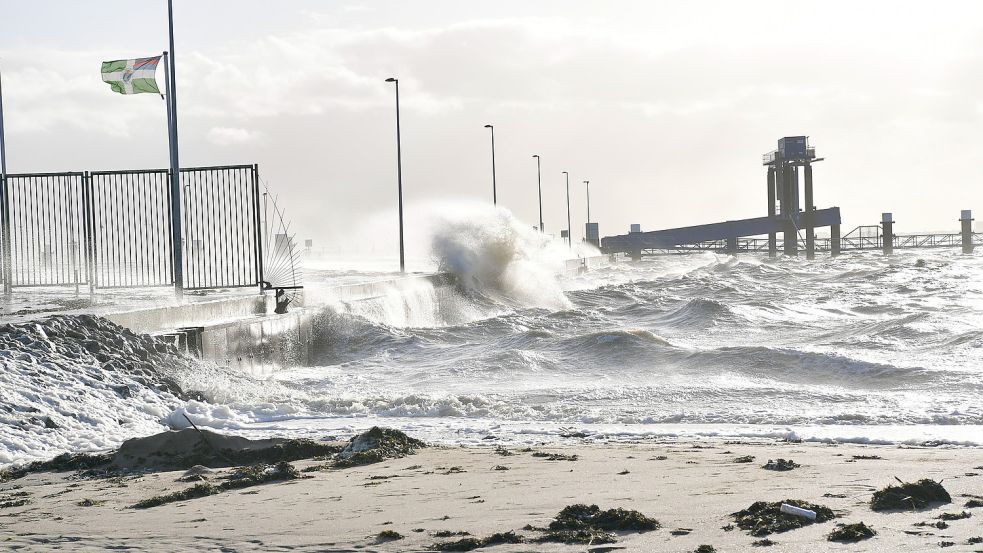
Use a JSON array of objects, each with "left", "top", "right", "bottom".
[{"left": 112, "top": 429, "right": 285, "bottom": 470}]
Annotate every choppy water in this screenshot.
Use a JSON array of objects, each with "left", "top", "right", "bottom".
[{"left": 3, "top": 207, "right": 983, "bottom": 466}]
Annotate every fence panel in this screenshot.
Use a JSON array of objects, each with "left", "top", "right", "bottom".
[
  {"left": 181, "top": 165, "right": 262, "bottom": 289},
  {"left": 0, "top": 172, "right": 87, "bottom": 287},
  {"left": 89, "top": 169, "right": 174, "bottom": 288}
]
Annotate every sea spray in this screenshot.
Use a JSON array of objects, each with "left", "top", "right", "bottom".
[{"left": 429, "top": 203, "right": 576, "bottom": 311}]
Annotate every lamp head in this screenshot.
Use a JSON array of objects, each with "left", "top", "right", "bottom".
[
  {"left": 385, "top": 77, "right": 397, "bottom": 82},
  {"left": 532, "top": 154, "right": 539, "bottom": 158},
  {"left": 484, "top": 124, "right": 493, "bottom": 129}
]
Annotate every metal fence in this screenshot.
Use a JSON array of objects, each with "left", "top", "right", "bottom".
[
  {"left": 1, "top": 164, "right": 263, "bottom": 292},
  {"left": 1, "top": 172, "right": 88, "bottom": 287}
]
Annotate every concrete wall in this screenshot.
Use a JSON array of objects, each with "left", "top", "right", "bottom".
[
  {"left": 108, "top": 274, "right": 458, "bottom": 373},
  {"left": 110, "top": 263, "right": 615, "bottom": 373}
]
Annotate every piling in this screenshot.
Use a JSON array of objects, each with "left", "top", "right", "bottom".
[
  {"left": 881, "top": 213, "right": 894, "bottom": 255},
  {"left": 830, "top": 224, "right": 841, "bottom": 257},
  {"left": 782, "top": 167, "right": 798, "bottom": 256},
  {"left": 629, "top": 224, "right": 642, "bottom": 260},
  {"left": 767, "top": 166, "right": 777, "bottom": 258},
  {"left": 726, "top": 236, "right": 738, "bottom": 254},
  {"left": 961, "top": 210, "right": 974, "bottom": 254},
  {"left": 804, "top": 164, "right": 815, "bottom": 259}
]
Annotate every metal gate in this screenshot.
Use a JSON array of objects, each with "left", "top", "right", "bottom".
[
  {"left": 0, "top": 172, "right": 87, "bottom": 287},
  {"left": 180, "top": 165, "right": 262, "bottom": 289},
  {"left": 89, "top": 169, "right": 174, "bottom": 288},
  {"left": 1, "top": 164, "right": 263, "bottom": 291}
]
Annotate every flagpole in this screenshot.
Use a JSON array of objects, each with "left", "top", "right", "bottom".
[
  {"left": 0, "top": 68, "right": 12, "bottom": 295},
  {"left": 166, "top": 0, "right": 184, "bottom": 297}
]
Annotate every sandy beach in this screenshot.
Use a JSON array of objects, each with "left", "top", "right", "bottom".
[{"left": 3, "top": 436, "right": 981, "bottom": 552}]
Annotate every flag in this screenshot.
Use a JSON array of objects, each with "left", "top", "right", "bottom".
[{"left": 101, "top": 56, "right": 162, "bottom": 95}]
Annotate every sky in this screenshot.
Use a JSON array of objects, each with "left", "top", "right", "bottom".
[{"left": 2, "top": 0, "right": 983, "bottom": 256}]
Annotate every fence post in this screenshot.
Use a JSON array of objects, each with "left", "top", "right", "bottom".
[
  {"left": 251, "top": 164, "right": 265, "bottom": 290},
  {"left": 1, "top": 172, "right": 10, "bottom": 295},
  {"left": 82, "top": 171, "right": 96, "bottom": 293}
]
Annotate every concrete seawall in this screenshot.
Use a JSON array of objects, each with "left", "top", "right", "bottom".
[
  {"left": 104, "top": 273, "right": 459, "bottom": 374},
  {"left": 105, "top": 256, "right": 617, "bottom": 373}
]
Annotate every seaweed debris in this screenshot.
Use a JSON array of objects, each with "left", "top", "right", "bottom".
[
  {"left": 762, "top": 459, "right": 799, "bottom": 471},
  {"left": 334, "top": 427, "right": 426, "bottom": 469},
  {"left": 376, "top": 530, "right": 404, "bottom": 542},
  {"left": 0, "top": 452, "right": 112, "bottom": 482},
  {"left": 695, "top": 546, "right": 716, "bottom": 553},
  {"left": 732, "top": 500, "right": 835, "bottom": 536},
  {"left": 870, "top": 478, "right": 951, "bottom": 511},
  {"left": 966, "top": 499, "right": 983, "bottom": 508},
  {"left": 734, "top": 455, "right": 755, "bottom": 463},
  {"left": 528, "top": 504, "right": 660, "bottom": 545},
  {"left": 537, "top": 528, "right": 616, "bottom": 545},
  {"left": 827, "top": 522, "right": 876, "bottom": 542},
  {"left": 936, "top": 511, "right": 971, "bottom": 521},
  {"left": 751, "top": 538, "right": 777, "bottom": 546},
  {"left": 531, "top": 452, "right": 578, "bottom": 461},
  {"left": 548, "top": 504, "right": 660, "bottom": 533},
  {"left": 0, "top": 497, "right": 30, "bottom": 509},
  {"left": 427, "top": 531, "right": 523, "bottom": 551},
  {"left": 133, "top": 461, "right": 299, "bottom": 508}
]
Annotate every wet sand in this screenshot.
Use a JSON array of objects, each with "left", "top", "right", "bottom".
[{"left": 2, "top": 440, "right": 982, "bottom": 552}]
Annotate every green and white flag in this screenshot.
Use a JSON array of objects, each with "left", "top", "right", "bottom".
[{"left": 101, "top": 56, "right": 162, "bottom": 95}]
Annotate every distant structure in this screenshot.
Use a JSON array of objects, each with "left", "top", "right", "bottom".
[
  {"left": 601, "top": 136, "right": 978, "bottom": 258},
  {"left": 762, "top": 136, "right": 835, "bottom": 259},
  {"left": 602, "top": 136, "right": 841, "bottom": 259}
]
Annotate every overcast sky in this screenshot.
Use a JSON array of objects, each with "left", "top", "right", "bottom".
[{"left": 2, "top": 0, "right": 983, "bottom": 254}]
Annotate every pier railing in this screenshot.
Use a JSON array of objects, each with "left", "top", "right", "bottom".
[{"left": 641, "top": 232, "right": 982, "bottom": 255}]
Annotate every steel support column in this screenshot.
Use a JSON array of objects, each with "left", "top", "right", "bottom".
[
  {"left": 881, "top": 213, "right": 894, "bottom": 255},
  {"left": 783, "top": 164, "right": 798, "bottom": 256},
  {"left": 767, "top": 166, "right": 776, "bottom": 258},
  {"left": 804, "top": 163, "right": 815, "bottom": 259},
  {"left": 960, "top": 210, "right": 974, "bottom": 254}
]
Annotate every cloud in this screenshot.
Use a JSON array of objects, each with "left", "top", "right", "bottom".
[{"left": 207, "top": 126, "right": 262, "bottom": 145}]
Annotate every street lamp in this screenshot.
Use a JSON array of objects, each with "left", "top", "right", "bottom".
[
  {"left": 484, "top": 124, "right": 497, "bottom": 205},
  {"left": 532, "top": 155, "right": 543, "bottom": 232},
  {"left": 385, "top": 77, "right": 405, "bottom": 273},
  {"left": 583, "top": 180, "right": 591, "bottom": 224},
  {"left": 562, "top": 171, "right": 571, "bottom": 247}
]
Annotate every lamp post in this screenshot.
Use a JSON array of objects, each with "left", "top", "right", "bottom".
[
  {"left": 532, "top": 154, "right": 543, "bottom": 232},
  {"left": 385, "top": 77, "right": 405, "bottom": 273},
  {"left": 562, "top": 171, "right": 571, "bottom": 247},
  {"left": 484, "top": 124, "right": 497, "bottom": 205},
  {"left": 583, "top": 180, "right": 591, "bottom": 224}
]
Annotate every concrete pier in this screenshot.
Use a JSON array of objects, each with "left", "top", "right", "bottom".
[
  {"left": 961, "top": 210, "right": 974, "bottom": 254},
  {"left": 881, "top": 213, "right": 894, "bottom": 255}
]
